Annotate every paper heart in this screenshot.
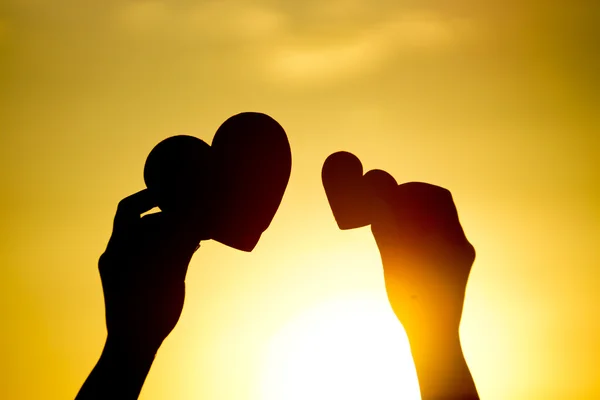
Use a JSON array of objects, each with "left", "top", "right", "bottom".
[
  {"left": 210, "top": 112, "right": 292, "bottom": 251},
  {"left": 144, "top": 112, "right": 291, "bottom": 251},
  {"left": 322, "top": 151, "right": 396, "bottom": 230}
]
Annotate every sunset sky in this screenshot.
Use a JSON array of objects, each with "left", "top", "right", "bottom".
[{"left": 1, "top": 1, "right": 598, "bottom": 399}]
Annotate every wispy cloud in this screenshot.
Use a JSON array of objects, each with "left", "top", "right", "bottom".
[
  {"left": 266, "top": 11, "right": 477, "bottom": 85},
  {"left": 112, "top": 1, "right": 478, "bottom": 85},
  {"left": 114, "top": 0, "right": 288, "bottom": 41}
]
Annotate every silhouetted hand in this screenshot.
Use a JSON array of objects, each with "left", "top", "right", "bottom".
[
  {"left": 100, "top": 189, "right": 201, "bottom": 352},
  {"left": 77, "top": 189, "right": 202, "bottom": 399},
  {"left": 322, "top": 152, "right": 479, "bottom": 399},
  {"left": 371, "top": 182, "right": 479, "bottom": 400},
  {"left": 371, "top": 182, "right": 475, "bottom": 335}
]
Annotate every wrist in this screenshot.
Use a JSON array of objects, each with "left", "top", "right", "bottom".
[
  {"left": 405, "top": 328, "right": 479, "bottom": 400},
  {"left": 406, "top": 326, "right": 463, "bottom": 371},
  {"left": 406, "top": 323, "right": 460, "bottom": 348},
  {"left": 104, "top": 335, "right": 158, "bottom": 367},
  {"left": 76, "top": 336, "right": 156, "bottom": 399}
]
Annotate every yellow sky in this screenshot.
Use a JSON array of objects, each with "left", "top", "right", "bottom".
[{"left": 1, "top": 1, "right": 598, "bottom": 399}]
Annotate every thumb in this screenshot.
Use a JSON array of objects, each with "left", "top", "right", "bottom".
[{"left": 370, "top": 195, "right": 402, "bottom": 254}]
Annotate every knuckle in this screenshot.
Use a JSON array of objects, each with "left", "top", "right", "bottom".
[
  {"left": 116, "top": 198, "right": 129, "bottom": 213},
  {"left": 98, "top": 252, "right": 108, "bottom": 268},
  {"left": 464, "top": 242, "right": 476, "bottom": 263},
  {"left": 98, "top": 252, "right": 113, "bottom": 275}
]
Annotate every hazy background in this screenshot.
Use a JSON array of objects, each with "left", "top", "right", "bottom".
[{"left": 1, "top": 1, "right": 598, "bottom": 399}]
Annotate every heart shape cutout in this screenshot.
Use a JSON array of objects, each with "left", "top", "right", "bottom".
[
  {"left": 144, "top": 112, "right": 292, "bottom": 251},
  {"left": 322, "top": 151, "right": 396, "bottom": 230}
]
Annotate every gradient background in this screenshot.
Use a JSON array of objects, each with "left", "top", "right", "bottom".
[{"left": 1, "top": 1, "right": 598, "bottom": 399}]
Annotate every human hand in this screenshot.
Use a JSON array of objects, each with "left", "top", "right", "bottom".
[
  {"left": 322, "top": 153, "right": 475, "bottom": 335},
  {"left": 99, "top": 189, "right": 202, "bottom": 355},
  {"left": 323, "top": 152, "right": 479, "bottom": 399},
  {"left": 370, "top": 182, "right": 475, "bottom": 339}
]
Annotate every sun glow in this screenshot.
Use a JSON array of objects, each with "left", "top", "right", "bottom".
[{"left": 261, "top": 295, "right": 421, "bottom": 400}]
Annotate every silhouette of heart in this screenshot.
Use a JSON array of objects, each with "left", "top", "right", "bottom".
[
  {"left": 210, "top": 112, "right": 292, "bottom": 251},
  {"left": 322, "top": 151, "right": 396, "bottom": 230},
  {"left": 144, "top": 112, "right": 291, "bottom": 252}
]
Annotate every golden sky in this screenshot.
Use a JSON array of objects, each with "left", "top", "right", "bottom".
[{"left": 1, "top": 1, "right": 598, "bottom": 399}]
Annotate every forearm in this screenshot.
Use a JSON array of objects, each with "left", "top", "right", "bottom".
[
  {"left": 76, "top": 336, "right": 156, "bottom": 400},
  {"left": 407, "top": 328, "right": 479, "bottom": 400}
]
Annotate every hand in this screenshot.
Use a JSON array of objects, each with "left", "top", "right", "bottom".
[
  {"left": 321, "top": 152, "right": 479, "bottom": 400},
  {"left": 371, "top": 182, "right": 475, "bottom": 337},
  {"left": 371, "top": 182, "right": 479, "bottom": 400},
  {"left": 99, "top": 189, "right": 202, "bottom": 354},
  {"left": 77, "top": 189, "right": 203, "bottom": 399}
]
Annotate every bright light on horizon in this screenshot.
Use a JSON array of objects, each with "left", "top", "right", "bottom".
[{"left": 261, "top": 294, "right": 421, "bottom": 400}]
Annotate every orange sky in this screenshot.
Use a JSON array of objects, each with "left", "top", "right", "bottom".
[{"left": 1, "top": 1, "right": 598, "bottom": 399}]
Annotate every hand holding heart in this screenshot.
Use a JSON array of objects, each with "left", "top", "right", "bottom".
[
  {"left": 102, "top": 111, "right": 291, "bottom": 351},
  {"left": 322, "top": 151, "right": 479, "bottom": 399},
  {"left": 322, "top": 151, "right": 475, "bottom": 336},
  {"left": 107, "top": 112, "right": 291, "bottom": 348},
  {"left": 77, "top": 113, "right": 292, "bottom": 400}
]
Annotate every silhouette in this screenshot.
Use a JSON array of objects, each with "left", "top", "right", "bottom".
[
  {"left": 77, "top": 119, "right": 481, "bottom": 399},
  {"left": 323, "top": 151, "right": 480, "bottom": 400},
  {"left": 144, "top": 112, "right": 292, "bottom": 251},
  {"left": 76, "top": 113, "right": 291, "bottom": 399}
]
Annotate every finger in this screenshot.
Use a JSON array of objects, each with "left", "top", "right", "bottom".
[
  {"left": 113, "top": 189, "right": 157, "bottom": 236},
  {"left": 364, "top": 169, "right": 397, "bottom": 203},
  {"left": 136, "top": 212, "right": 197, "bottom": 282},
  {"left": 103, "top": 189, "right": 157, "bottom": 263},
  {"left": 370, "top": 194, "right": 403, "bottom": 254},
  {"left": 394, "top": 182, "right": 470, "bottom": 248},
  {"left": 136, "top": 209, "right": 202, "bottom": 254},
  {"left": 163, "top": 215, "right": 205, "bottom": 257},
  {"left": 394, "top": 182, "right": 454, "bottom": 228},
  {"left": 372, "top": 182, "right": 454, "bottom": 250}
]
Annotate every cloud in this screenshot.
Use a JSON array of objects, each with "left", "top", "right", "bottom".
[
  {"left": 265, "top": 11, "right": 478, "bottom": 85},
  {"left": 111, "top": 1, "right": 479, "bottom": 86},
  {"left": 114, "top": 0, "right": 288, "bottom": 41}
]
